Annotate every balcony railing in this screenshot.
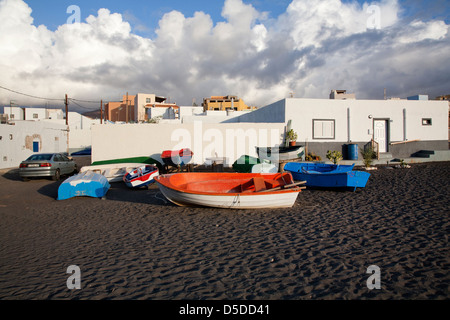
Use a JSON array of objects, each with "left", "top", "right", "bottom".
[{"left": 371, "top": 139, "right": 380, "bottom": 160}]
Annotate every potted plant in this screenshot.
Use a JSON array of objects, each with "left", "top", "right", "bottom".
[
  {"left": 326, "top": 150, "right": 343, "bottom": 164},
  {"left": 306, "top": 152, "right": 321, "bottom": 161},
  {"left": 287, "top": 129, "right": 298, "bottom": 146},
  {"left": 360, "top": 146, "right": 376, "bottom": 169}
]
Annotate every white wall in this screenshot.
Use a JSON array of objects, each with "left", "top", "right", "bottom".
[
  {"left": 0, "top": 121, "right": 68, "bottom": 169},
  {"left": 147, "top": 107, "right": 177, "bottom": 120},
  {"left": 179, "top": 106, "right": 204, "bottom": 119},
  {"left": 43, "top": 112, "right": 100, "bottom": 150},
  {"left": 181, "top": 110, "right": 253, "bottom": 124},
  {"left": 91, "top": 122, "right": 285, "bottom": 167},
  {"left": 284, "top": 98, "right": 448, "bottom": 143},
  {"left": 3, "top": 107, "right": 24, "bottom": 120},
  {"left": 235, "top": 99, "right": 286, "bottom": 123},
  {"left": 47, "top": 109, "right": 64, "bottom": 119},
  {"left": 25, "top": 108, "right": 47, "bottom": 120}
]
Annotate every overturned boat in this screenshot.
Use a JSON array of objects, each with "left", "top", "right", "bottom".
[
  {"left": 57, "top": 171, "right": 110, "bottom": 200},
  {"left": 161, "top": 148, "right": 193, "bottom": 167},
  {"left": 123, "top": 164, "right": 159, "bottom": 188}
]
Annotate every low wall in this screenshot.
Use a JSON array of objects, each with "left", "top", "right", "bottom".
[
  {"left": 92, "top": 122, "right": 286, "bottom": 167},
  {"left": 305, "top": 140, "right": 449, "bottom": 160}
]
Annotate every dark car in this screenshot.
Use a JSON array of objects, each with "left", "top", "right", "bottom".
[{"left": 19, "top": 153, "right": 77, "bottom": 181}]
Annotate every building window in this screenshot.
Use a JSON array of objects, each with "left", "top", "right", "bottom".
[
  {"left": 146, "top": 98, "right": 151, "bottom": 103},
  {"left": 422, "top": 118, "right": 432, "bottom": 126},
  {"left": 10, "top": 114, "right": 15, "bottom": 119},
  {"left": 313, "top": 119, "right": 335, "bottom": 139},
  {"left": 33, "top": 113, "right": 39, "bottom": 119}
]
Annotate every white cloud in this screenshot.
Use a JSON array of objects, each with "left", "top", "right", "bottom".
[
  {"left": 0, "top": 0, "right": 448, "bottom": 110},
  {"left": 397, "top": 20, "right": 448, "bottom": 43}
]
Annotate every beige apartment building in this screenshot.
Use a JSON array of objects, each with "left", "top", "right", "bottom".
[{"left": 202, "top": 95, "right": 256, "bottom": 112}]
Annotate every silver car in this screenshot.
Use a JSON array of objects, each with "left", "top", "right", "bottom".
[{"left": 19, "top": 153, "right": 77, "bottom": 181}]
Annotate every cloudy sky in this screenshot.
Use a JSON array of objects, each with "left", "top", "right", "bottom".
[{"left": 0, "top": 0, "right": 449, "bottom": 112}]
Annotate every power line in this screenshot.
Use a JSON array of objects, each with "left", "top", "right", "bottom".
[
  {"left": 69, "top": 98, "right": 101, "bottom": 104},
  {"left": 1, "top": 84, "right": 124, "bottom": 108},
  {"left": 0, "top": 84, "right": 65, "bottom": 101},
  {"left": 68, "top": 99, "right": 99, "bottom": 111},
  {"left": 0, "top": 84, "right": 109, "bottom": 105}
]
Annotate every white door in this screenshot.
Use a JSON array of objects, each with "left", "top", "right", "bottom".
[{"left": 374, "top": 120, "right": 387, "bottom": 153}]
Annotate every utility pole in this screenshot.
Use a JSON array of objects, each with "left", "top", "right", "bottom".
[
  {"left": 65, "top": 94, "right": 69, "bottom": 125},
  {"left": 65, "top": 94, "right": 69, "bottom": 155},
  {"left": 100, "top": 99, "right": 103, "bottom": 124},
  {"left": 126, "top": 92, "right": 129, "bottom": 123}
]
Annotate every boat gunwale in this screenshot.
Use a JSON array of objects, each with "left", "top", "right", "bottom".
[{"left": 154, "top": 172, "right": 302, "bottom": 197}]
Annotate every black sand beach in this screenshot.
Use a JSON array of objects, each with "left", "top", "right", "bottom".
[{"left": 0, "top": 162, "right": 449, "bottom": 301}]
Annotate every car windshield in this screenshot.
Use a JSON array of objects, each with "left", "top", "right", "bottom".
[{"left": 27, "top": 154, "right": 53, "bottom": 161}]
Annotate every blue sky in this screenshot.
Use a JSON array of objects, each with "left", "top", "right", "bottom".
[
  {"left": 26, "top": 0, "right": 293, "bottom": 36},
  {"left": 26, "top": 0, "right": 450, "bottom": 37},
  {"left": 1, "top": 0, "right": 449, "bottom": 109}
]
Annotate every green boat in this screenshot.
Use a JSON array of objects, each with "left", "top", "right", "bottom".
[
  {"left": 91, "top": 156, "right": 163, "bottom": 171},
  {"left": 232, "top": 155, "right": 261, "bottom": 173}
]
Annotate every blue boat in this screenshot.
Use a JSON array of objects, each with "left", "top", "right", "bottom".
[
  {"left": 57, "top": 171, "right": 111, "bottom": 200},
  {"left": 285, "top": 162, "right": 355, "bottom": 173},
  {"left": 284, "top": 162, "right": 370, "bottom": 191}
]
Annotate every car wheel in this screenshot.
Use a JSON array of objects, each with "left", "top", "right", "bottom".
[{"left": 53, "top": 169, "right": 61, "bottom": 181}]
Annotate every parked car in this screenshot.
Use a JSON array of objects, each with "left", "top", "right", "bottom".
[
  {"left": 70, "top": 147, "right": 92, "bottom": 156},
  {"left": 19, "top": 153, "right": 77, "bottom": 181}
]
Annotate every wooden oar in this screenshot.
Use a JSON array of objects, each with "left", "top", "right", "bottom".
[{"left": 259, "top": 181, "right": 307, "bottom": 192}]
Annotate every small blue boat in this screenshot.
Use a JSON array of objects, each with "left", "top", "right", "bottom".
[
  {"left": 57, "top": 171, "right": 111, "bottom": 200},
  {"left": 285, "top": 162, "right": 355, "bottom": 173},
  {"left": 284, "top": 162, "right": 370, "bottom": 191}
]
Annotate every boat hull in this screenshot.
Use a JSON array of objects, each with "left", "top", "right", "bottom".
[
  {"left": 257, "top": 146, "right": 305, "bottom": 161},
  {"left": 80, "top": 163, "right": 148, "bottom": 182},
  {"left": 288, "top": 170, "right": 370, "bottom": 189},
  {"left": 57, "top": 171, "right": 110, "bottom": 200},
  {"left": 284, "top": 162, "right": 369, "bottom": 189},
  {"left": 123, "top": 165, "right": 159, "bottom": 188},
  {"left": 155, "top": 172, "right": 302, "bottom": 209},
  {"left": 161, "top": 148, "right": 193, "bottom": 167},
  {"left": 284, "top": 162, "right": 355, "bottom": 173},
  {"left": 232, "top": 155, "right": 261, "bottom": 173},
  {"left": 157, "top": 183, "right": 300, "bottom": 209},
  {"left": 251, "top": 163, "right": 278, "bottom": 173}
]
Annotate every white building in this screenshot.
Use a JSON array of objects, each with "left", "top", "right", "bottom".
[
  {"left": 87, "top": 91, "right": 450, "bottom": 169},
  {"left": 0, "top": 120, "right": 68, "bottom": 169},
  {"left": 3, "top": 106, "right": 65, "bottom": 121},
  {"left": 3, "top": 106, "right": 24, "bottom": 121},
  {"left": 235, "top": 95, "right": 449, "bottom": 159},
  {"left": 134, "top": 93, "right": 178, "bottom": 122},
  {"left": 0, "top": 107, "right": 100, "bottom": 169}
]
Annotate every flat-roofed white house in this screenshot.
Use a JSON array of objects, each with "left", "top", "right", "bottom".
[
  {"left": 134, "top": 93, "right": 179, "bottom": 122},
  {"left": 235, "top": 93, "right": 449, "bottom": 160},
  {"left": 0, "top": 107, "right": 100, "bottom": 169}
]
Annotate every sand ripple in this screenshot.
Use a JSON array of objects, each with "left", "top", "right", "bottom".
[{"left": 0, "top": 162, "right": 449, "bottom": 299}]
